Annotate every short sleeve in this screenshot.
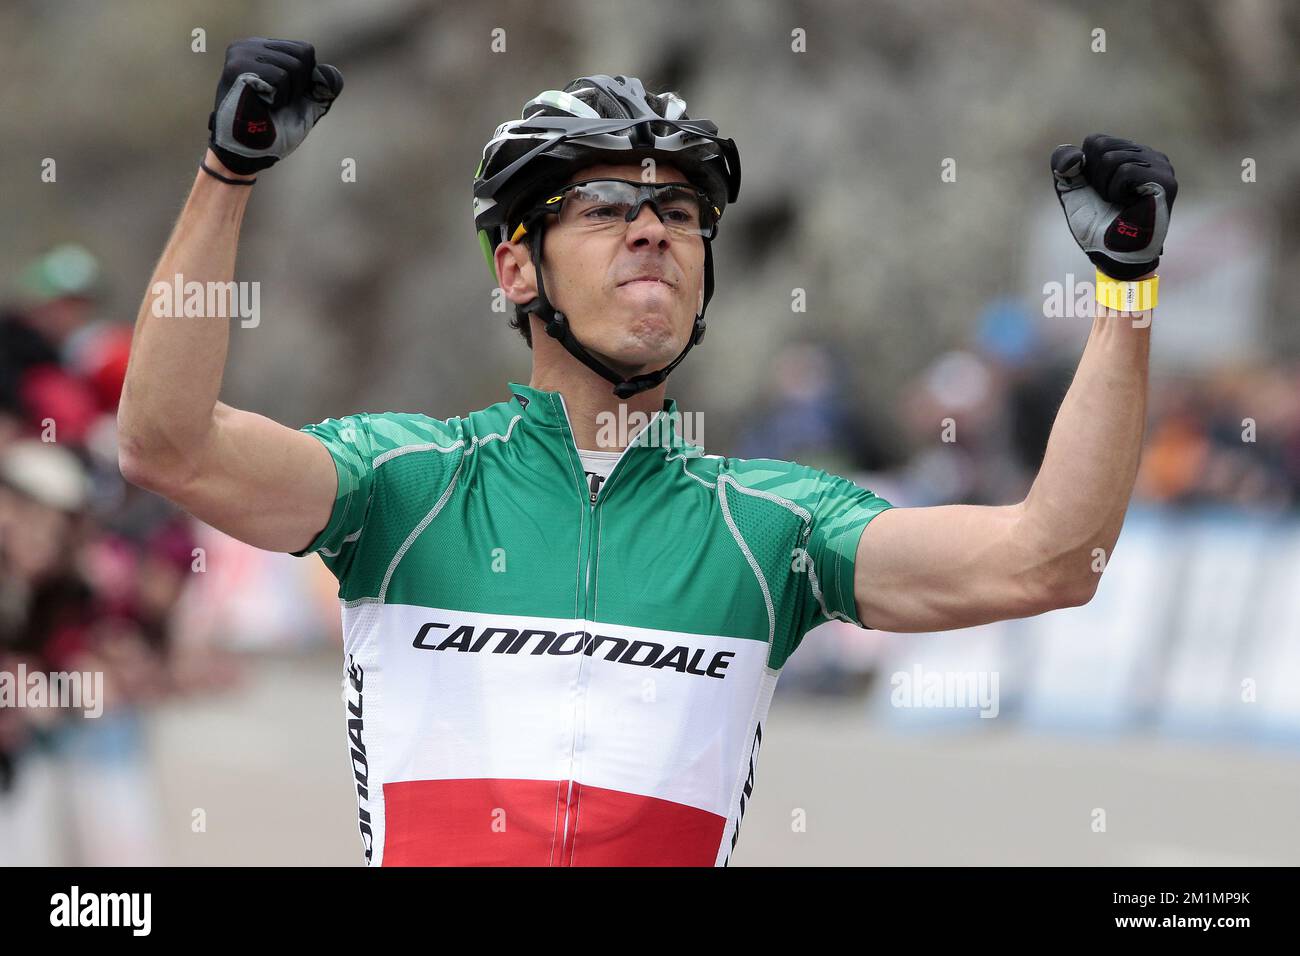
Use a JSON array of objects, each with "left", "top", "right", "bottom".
[
  {"left": 796, "top": 468, "right": 893, "bottom": 632},
  {"left": 292, "top": 412, "right": 376, "bottom": 580}
]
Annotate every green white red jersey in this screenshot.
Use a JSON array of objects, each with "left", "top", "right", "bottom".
[{"left": 296, "top": 383, "right": 892, "bottom": 865}]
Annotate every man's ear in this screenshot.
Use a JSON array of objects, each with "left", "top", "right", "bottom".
[{"left": 496, "top": 240, "right": 536, "bottom": 305}]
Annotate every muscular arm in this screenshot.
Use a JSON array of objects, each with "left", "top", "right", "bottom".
[
  {"left": 117, "top": 149, "right": 337, "bottom": 553},
  {"left": 855, "top": 294, "right": 1151, "bottom": 632}
]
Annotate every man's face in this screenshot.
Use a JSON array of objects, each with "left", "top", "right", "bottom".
[{"left": 498, "top": 163, "right": 707, "bottom": 374}]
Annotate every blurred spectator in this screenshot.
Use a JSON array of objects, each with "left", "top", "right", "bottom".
[
  {"left": 735, "top": 341, "right": 894, "bottom": 476},
  {"left": 0, "top": 245, "right": 103, "bottom": 445},
  {"left": 0, "top": 441, "right": 95, "bottom": 806},
  {"left": 0, "top": 246, "right": 236, "bottom": 863},
  {"left": 1136, "top": 368, "right": 1300, "bottom": 511}
]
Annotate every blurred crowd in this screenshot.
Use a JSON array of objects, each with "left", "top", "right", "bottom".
[
  {"left": 741, "top": 300, "right": 1300, "bottom": 515},
  {"left": 0, "top": 245, "right": 241, "bottom": 861}
]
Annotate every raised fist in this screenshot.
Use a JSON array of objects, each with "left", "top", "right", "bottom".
[
  {"left": 208, "top": 38, "right": 343, "bottom": 175},
  {"left": 1051, "top": 134, "right": 1177, "bottom": 280}
]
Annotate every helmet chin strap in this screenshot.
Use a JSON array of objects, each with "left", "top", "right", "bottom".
[{"left": 520, "top": 221, "right": 714, "bottom": 399}]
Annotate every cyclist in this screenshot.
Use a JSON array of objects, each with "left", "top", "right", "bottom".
[{"left": 118, "top": 39, "right": 1175, "bottom": 865}]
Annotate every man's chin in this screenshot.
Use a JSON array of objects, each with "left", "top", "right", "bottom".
[
  {"left": 576, "top": 310, "right": 691, "bottom": 375},
  {"left": 586, "top": 337, "right": 683, "bottom": 378}
]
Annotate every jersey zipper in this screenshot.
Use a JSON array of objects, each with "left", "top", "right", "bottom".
[{"left": 550, "top": 392, "right": 653, "bottom": 866}]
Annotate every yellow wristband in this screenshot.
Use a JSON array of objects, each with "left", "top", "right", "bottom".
[{"left": 1095, "top": 269, "right": 1158, "bottom": 312}]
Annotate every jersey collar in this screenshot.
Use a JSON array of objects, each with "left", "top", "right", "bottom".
[{"left": 507, "top": 381, "right": 686, "bottom": 449}]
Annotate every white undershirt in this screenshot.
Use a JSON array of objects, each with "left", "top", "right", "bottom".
[{"left": 577, "top": 448, "right": 622, "bottom": 502}]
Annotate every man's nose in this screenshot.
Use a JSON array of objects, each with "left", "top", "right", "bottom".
[{"left": 624, "top": 203, "right": 669, "bottom": 244}]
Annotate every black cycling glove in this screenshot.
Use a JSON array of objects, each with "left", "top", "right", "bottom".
[
  {"left": 1051, "top": 134, "right": 1177, "bottom": 280},
  {"left": 208, "top": 38, "right": 343, "bottom": 175}
]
